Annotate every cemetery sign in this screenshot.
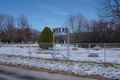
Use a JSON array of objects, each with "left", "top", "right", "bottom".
[{"left": 53, "top": 28, "right": 68, "bottom": 33}]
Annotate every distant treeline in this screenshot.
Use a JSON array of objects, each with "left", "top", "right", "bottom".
[
  {"left": 56, "top": 0, "right": 120, "bottom": 43},
  {"left": 56, "top": 15, "right": 120, "bottom": 43},
  {"left": 0, "top": 13, "right": 40, "bottom": 43}
]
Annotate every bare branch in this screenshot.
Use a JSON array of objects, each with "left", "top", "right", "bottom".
[
  {"left": 97, "top": 0, "right": 120, "bottom": 21},
  {"left": 114, "top": 0, "right": 120, "bottom": 5}
]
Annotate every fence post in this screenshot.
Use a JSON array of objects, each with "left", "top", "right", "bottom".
[
  {"left": 89, "top": 44, "right": 91, "bottom": 50},
  {"left": 29, "top": 41, "right": 31, "bottom": 57},
  {"left": 104, "top": 43, "right": 106, "bottom": 63},
  {"left": 53, "top": 34, "right": 55, "bottom": 58},
  {"left": 67, "top": 27, "right": 69, "bottom": 60},
  {"left": 0, "top": 41, "right": 1, "bottom": 47},
  {"left": 12, "top": 42, "right": 14, "bottom": 55}
]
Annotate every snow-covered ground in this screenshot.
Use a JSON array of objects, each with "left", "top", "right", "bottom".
[
  {"left": 0, "top": 43, "right": 120, "bottom": 64},
  {"left": 0, "top": 43, "right": 120, "bottom": 79}
]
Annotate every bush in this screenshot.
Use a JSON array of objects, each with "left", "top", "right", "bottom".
[{"left": 38, "top": 27, "right": 55, "bottom": 49}]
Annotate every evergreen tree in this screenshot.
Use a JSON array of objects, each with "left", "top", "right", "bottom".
[{"left": 38, "top": 27, "right": 55, "bottom": 49}]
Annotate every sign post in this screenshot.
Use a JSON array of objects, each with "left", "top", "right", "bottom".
[
  {"left": 67, "top": 27, "right": 69, "bottom": 60},
  {"left": 53, "top": 27, "right": 69, "bottom": 60}
]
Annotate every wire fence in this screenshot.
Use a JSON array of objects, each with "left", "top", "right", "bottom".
[{"left": 0, "top": 42, "right": 120, "bottom": 64}]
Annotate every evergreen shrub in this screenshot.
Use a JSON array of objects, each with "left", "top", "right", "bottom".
[{"left": 38, "top": 27, "right": 55, "bottom": 49}]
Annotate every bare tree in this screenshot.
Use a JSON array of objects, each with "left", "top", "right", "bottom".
[
  {"left": 89, "top": 19, "right": 112, "bottom": 43},
  {"left": 4, "top": 15, "right": 16, "bottom": 42},
  {"left": 76, "top": 14, "right": 88, "bottom": 32},
  {"left": 0, "top": 13, "right": 6, "bottom": 41},
  {"left": 89, "top": 19, "right": 98, "bottom": 42},
  {"left": 64, "top": 14, "right": 76, "bottom": 33},
  {"left": 114, "top": 23, "right": 120, "bottom": 42},
  {"left": 65, "top": 14, "right": 88, "bottom": 32},
  {"left": 98, "top": 0, "right": 120, "bottom": 21},
  {"left": 31, "top": 29, "right": 41, "bottom": 42},
  {"left": 64, "top": 14, "right": 88, "bottom": 43},
  {"left": 0, "top": 13, "right": 41, "bottom": 43},
  {"left": 17, "top": 14, "right": 32, "bottom": 43},
  {"left": 97, "top": 0, "right": 120, "bottom": 43}
]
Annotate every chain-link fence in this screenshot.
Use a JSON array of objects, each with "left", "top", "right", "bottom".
[
  {"left": 69, "top": 43, "right": 120, "bottom": 64},
  {"left": 0, "top": 42, "right": 120, "bottom": 64}
]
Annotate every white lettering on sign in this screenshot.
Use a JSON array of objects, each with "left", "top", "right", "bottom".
[{"left": 53, "top": 28, "right": 68, "bottom": 33}]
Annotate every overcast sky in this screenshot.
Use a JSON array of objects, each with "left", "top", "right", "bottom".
[{"left": 0, "top": 0, "right": 99, "bottom": 31}]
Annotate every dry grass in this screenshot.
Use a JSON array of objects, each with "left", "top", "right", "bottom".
[
  {"left": 0, "top": 54, "right": 119, "bottom": 80},
  {"left": 0, "top": 61, "right": 118, "bottom": 80},
  {"left": 1, "top": 54, "right": 120, "bottom": 66}
]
